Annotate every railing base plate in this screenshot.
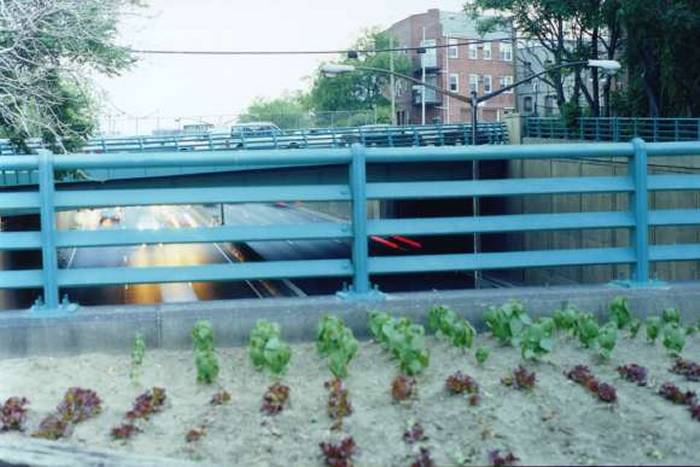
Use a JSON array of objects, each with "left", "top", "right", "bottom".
[
  {"left": 336, "top": 288, "right": 386, "bottom": 302},
  {"left": 608, "top": 279, "right": 669, "bottom": 289}
]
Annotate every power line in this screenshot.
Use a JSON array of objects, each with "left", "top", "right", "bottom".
[{"left": 127, "top": 37, "right": 516, "bottom": 57}]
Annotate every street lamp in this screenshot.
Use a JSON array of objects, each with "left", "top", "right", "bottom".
[{"left": 321, "top": 58, "right": 621, "bottom": 288}]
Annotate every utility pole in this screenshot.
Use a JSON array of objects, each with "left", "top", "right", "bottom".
[
  {"left": 390, "top": 36, "right": 396, "bottom": 125},
  {"left": 445, "top": 35, "right": 450, "bottom": 124},
  {"left": 421, "top": 27, "right": 426, "bottom": 125}
]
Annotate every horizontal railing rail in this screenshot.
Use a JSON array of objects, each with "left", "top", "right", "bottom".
[
  {"left": 524, "top": 117, "right": 700, "bottom": 142},
  {"left": 0, "top": 122, "right": 508, "bottom": 156},
  {"left": 2, "top": 139, "right": 700, "bottom": 314}
]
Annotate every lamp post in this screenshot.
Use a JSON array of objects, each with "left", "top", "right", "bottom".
[{"left": 321, "top": 58, "right": 621, "bottom": 288}]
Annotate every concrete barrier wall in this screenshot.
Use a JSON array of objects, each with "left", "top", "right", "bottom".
[
  {"left": 2, "top": 283, "right": 700, "bottom": 358},
  {"left": 510, "top": 137, "right": 700, "bottom": 285}
]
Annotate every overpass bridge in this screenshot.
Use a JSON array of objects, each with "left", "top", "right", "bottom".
[{"left": 1, "top": 138, "right": 700, "bottom": 314}]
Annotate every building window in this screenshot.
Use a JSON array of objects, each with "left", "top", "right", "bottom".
[
  {"left": 523, "top": 96, "right": 533, "bottom": 113},
  {"left": 469, "top": 74, "right": 479, "bottom": 93},
  {"left": 449, "top": 73, "right": 459, "bottom": 92},
  {"left": 482, "top": 42, "right": 492, "bottom": 60},
  {"left": 468, "top": 43, "right": 478, "bottom": 59},
  {"left": 483, "top": 75, "right": 492, "bottom": 93},
  {"left": 421, "top": 39, "right": 437, "bottom": 68},
  {"left": 499, "top": 75, "right": 513, "bottom": 93},
  {"left": 499, "top": 42, "right": 513, "bottom": 61},
  {"left": 545, "top": 95, "right": 557, "bottom": 116},
  {"left": 448, "top": 38, "right": 458, "bottom": 59}
]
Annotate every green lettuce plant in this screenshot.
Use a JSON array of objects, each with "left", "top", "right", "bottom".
[
  {"left": 573, "top": 313, "right": 600, "bottom": 348},
  {"left": 646, "top": 316, "right": 662, "bottom": 343},
  {"left": 553, "top": 305, "right": 579, "bottom": 334},
  {"left": 427, "top": 305, "right": 476, "bottom": 349},
  {"left": 520, "top": 318, "right": 555, "bottom": 361},
  {"left": 662, "top": 308, "right": 681, "bottom": 325},
  {"left": 608, "top": 296, "right": 632, "bottom": 329},
  {"left": 475, "top": 346, "right": 490, "bottom": 365},
  {"left": 483, "top": 300, "right": 531, "bottom": 346},
  {"left": 130, "top": 333, "right": 146, "bottom": 383},
  {"left": 191, "top": 321, "right": 219, "bottom": 384},
  {"left": 662, "top": 323, "right": 686, "bottom": 355},
  {"left": 597, "top": 322, "right": 618, "bottom": 359},
  {"left": 249, "top": 320, "right": 291, "bottom": 376},
  {"left": 316, "top": 315, "right": 359, "bottom": 379}
]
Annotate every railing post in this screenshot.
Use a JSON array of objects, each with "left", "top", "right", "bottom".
[
  {"left": 630, "top": 138, "right": 650, "bottom": 285},
  {"left": 349, "top": 143, "right": 371, "bottom": 295},
  {"left": 37, "top": 150, "right": 59, "bottom": 310}
]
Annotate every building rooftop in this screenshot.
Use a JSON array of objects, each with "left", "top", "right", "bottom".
[{"left": 439, "top": 10, "right": 510, "bottom": 39}]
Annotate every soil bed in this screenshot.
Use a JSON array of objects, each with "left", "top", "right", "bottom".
[{"left": 0, "top": 333, "right": 699, "bottom": 466}]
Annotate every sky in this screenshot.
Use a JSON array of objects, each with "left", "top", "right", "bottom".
[{"left": 95, "top": 0, "right": 466, "bottom": 134}]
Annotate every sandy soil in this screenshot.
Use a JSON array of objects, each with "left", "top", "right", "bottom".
[{"left": 1, "top": 332, "right": 699, "bottom": 466}]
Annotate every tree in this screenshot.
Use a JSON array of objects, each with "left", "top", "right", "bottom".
[
  {"left": 614, "top": 0, "right": 700, "bottom": 117},
  {"left": 305, "top": 29, "right": 411, "bottom": 123},
  {"left": 0, "top": 0, "right": 141, "bottom": 152},
  {"left": 238, "top": 93, "right": 311, "bottom": 130},
  {"left": 465, "top": 0, "right": 624, "bottom": 118}
]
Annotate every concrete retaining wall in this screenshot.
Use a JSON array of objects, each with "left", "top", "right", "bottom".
[
  {"left": 2, "top": 283, "right": 700, "bottom": 358},
  {"left": 509, "top": 137, "right": 700, "bottom": 285}
]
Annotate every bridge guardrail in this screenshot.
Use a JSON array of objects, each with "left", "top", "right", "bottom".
[
  {"left": 2, "top": 139, "right": 700, "bottom": 314},
  {"left": 524, "top": 117, "right": 700, "bottom": 142},
  {"left": 0, "top": 123, "right": 508, "bottom": 156}
]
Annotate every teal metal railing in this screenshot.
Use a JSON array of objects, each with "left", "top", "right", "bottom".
[
  {"left": 2, "top": 139, "right": 700, "bottom": 314},
  {"left": 524, "top": 117, "right": 700, "bottom": 142},
  {"left": 0, "top": 123, "right": 508, "bottom": 155}
]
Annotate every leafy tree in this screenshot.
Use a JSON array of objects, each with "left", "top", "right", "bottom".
[
  {"left": 305, "top": 29, "right": 411, "bottom": 123},
  {"left": 0, "top": 0, "right": 141, "bottom": 152},
  {"left": 238, "top": 93, "right": 312, "bottom": 130},
  {"left": 613, "top": 0, "right": 700, "bottom": 117}
]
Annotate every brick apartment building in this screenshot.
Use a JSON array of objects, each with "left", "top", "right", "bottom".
[{"left": 385, "top": 9, "right": 516, "bottom": 125}]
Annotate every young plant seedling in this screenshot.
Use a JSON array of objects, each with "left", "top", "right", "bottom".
[
  {"left": 608, "top": 296, "right": 632, "bottom": 329},
  {"left": 191, "top": 320, "right": 219, "bottom": 384},
  {"left": 658, "top": 382, "right": 696, "bottom": 406},
  {"left": 34, "top": 388, "right": 102, "bottom": 440},
  {"left": 249, "top": 319, "right": 292, "bottom": 376},
  {"left": 261, "top": 382, "right": 290, "bottom": 414},
  {"left": 325, "top": 378, "right": 353, "bottom": 429},
  {"left": 573, "top": 313, "right": 599, "bottom": 348},
  {"left": 368, "top": 310, "right": 392, "bottom": 343},
  {"left": 320, "top": 436, "right": 356, "bottom": 467},
  {"left": 210, "top": 389, "right": 231, "bottom": 406},
  {"left": 484, "top": 300, "right": 531, "bottom": 346},
  {"left": 597, "top": 322, "right": 618, "bottom": 360},
  {"left": 670, "top": 358, "right": 700, "bottom": 381},
  {"left": 662, "top": 323, "right": 686, "bottom": 355},
  {"left": 427, "top": 305, "right": 477, "bottom": 349},
  {"left": 475, "top": 346, "right": 491, "bottom": 365},
  {"left": 403, "top": 422, "right": 428, "bottom": 444},
  {"left": 112, "top": 387, "right": 167, "bottom": 440},
  {"left": 1, "top": 397, "right": 29, "bottom": 431},
  {"left": 629, "top": 318, "right": 642, "bottom": 338},
  {"left": 489, "top": 450, "right": 519, "bottom": 467},
  {"left": 646, "top": 316, "right": 662, "bottom": 343},
  {"left": 412, "top": 447, "right": 436, "bottom": 467},
  {"left": 502, "top": 366, "right": 536, "bottom": 390},
  {"left": 392, "top": 374, "right": 417, "bottom": 401},
  {"left": 316, "top": 314, "right": 359, "bottom": 379},
  {"left": 616, "top": 363, "right": 648, "bottom": 386},
  {"left": 565, "top": 365, "right": 617, "bottom": 403},
  {"left": 662, "top": 307, "right": 681, "bottom": 325},
  {"left": 519, "top": 318, "right": 555, "bottom": 361},
  {"left": 130, "top": 333, "right": 146, "bottom": 384},
  {"left": 553, "top": 304, "right": 579, "bottom": 334}
]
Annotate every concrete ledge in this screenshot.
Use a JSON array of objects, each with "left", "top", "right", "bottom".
[{"left": 2, "top": 282, "right": 700, "bottom": 358}]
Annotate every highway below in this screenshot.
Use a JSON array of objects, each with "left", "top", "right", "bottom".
[{"left": 2, "top": 202, "right": 491, "bottom": 310}]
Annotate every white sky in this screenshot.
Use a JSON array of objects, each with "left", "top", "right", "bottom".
[{"left": 95, "top": 0, "right": 465, "bottom": 133}]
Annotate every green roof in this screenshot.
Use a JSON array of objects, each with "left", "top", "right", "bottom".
[{"left": 439, "top": 10, "right": 511, "bottom": 39}]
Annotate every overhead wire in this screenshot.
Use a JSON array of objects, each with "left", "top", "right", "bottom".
[{"left": 127, "top": 36, "right": 517, "bottom": 57}]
